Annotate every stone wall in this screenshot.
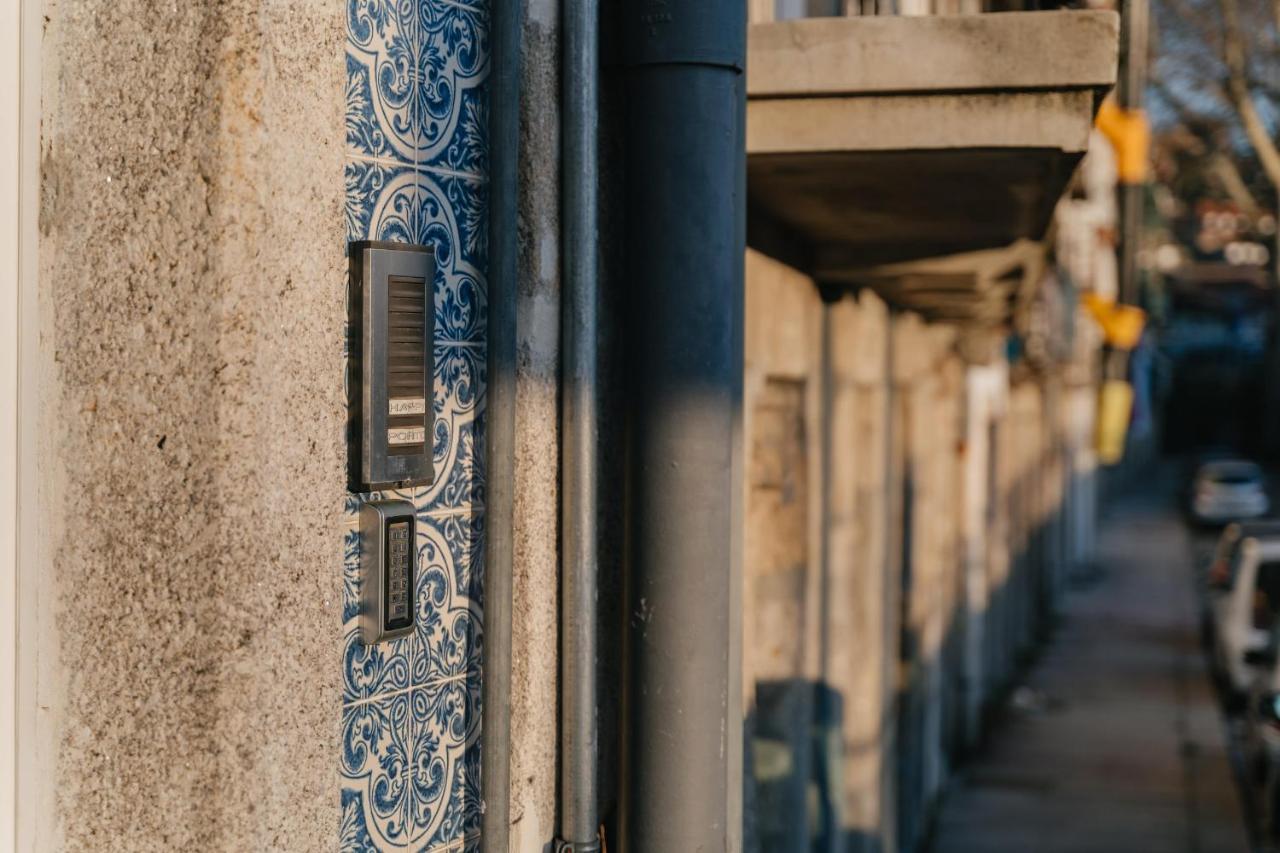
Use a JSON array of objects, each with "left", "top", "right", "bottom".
[{"left": 34, "top": 0, "right": 345, "bottom": 848}]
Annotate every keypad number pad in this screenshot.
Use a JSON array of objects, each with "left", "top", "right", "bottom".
[{"left": 384, "top": 521, "right": 414, "bottom": 632}]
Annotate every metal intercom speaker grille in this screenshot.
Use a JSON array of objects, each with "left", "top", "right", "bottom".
[
  {"left": 386, "top": 274, "right": 428, "bottom": 456},
  {"left": 348, "top": 241, "right": 436, "bottom": 492}
]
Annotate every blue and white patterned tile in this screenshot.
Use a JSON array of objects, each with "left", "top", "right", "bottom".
[
  {"left": 346, "top": 52, "right": 411, "bottom": 163},
  {"left": 340, "top": 789, "right": 379, "bottom": 852},
  {"left": 432, "top": 733, "right": 483, "bottom": 848},
  {"left": 433, "top": 343, "right": 483, "bottom": 420},
  {"left": 347, "top": 0, "right": 420, "bottom": 165},
  {"left": 409, "top": 676, "right": 482, "bottom": 850},
  {"left": 344, "top": 0, "right": 488, "bottom": 846},
  {"left": 343, "top": 624, "right": 414, "bottom": 706},
  {"left": 439, "top": 414, "right": 486, "bottom": 513},
  {"left": 444, "top": 83, "right": 489, "bottom": 178},
  {"left": 438, "top": 507, "right": 484, "bottom": 601},
  {"left": 418, "top": 512, "right": 484, "bottom": 681},
  {"left": 341, "top": 691, "right": 416, "bottom": 847},
  {"left": 345, "top": 159, "right": 420, "bottom": 244},
  {"left": 440, "top": 172, "right": 488, "bottom": 274},
  {"left": 409, "top": 515, "right": 474, "bottom": 684},
  {"left": 413, "top": 0, "right": 489, "bottom": 173},
  {"left": 415, "top": 174, "right": 487, "bottom": 344}
]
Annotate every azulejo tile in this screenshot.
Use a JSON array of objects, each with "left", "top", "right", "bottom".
[
  {"left": 416, "top": 513, "right": 483, "bottom": 682},
  {"left": 346, "top": 52, "right": 405, "bottom": 162},
  {"left": 347, "top": 0, "right": 420, "bottom": 164},
  {"left": 441, "top": 172, "right": 489, "bottom": 277},
  {"left": 445, "top": 83, "right": 489, "bottom": 178},
  {"left": 431, "top": 414, "right": 485, "bottom": 513},
  {"left": 341, "top": 514, "right": 481, "bottom": 849},
  {"left": 343, "top": 625, "right": 414, "bottom": 706},
  {"left": 344, "top": 0, "right": 488, "bottom": 849},
  {"left": 409, "top": 678, "right": 482, "bottom": 849},
  {"left": 437, "top": 507, "right": 484, "bottom": 602},
  {"left": 340, "top": 505, "right": 485, "bottom": 847},
  {"left": 426, "top": 719, "right": 483, "bottom": 849},
  {"left": 347, "top": 0, "right": 489, "bottom": 172},
  {"left": 341, "top": 692, "right": 415, "bottom": 845},
  {"left": 345, "top": 159, "right": 419, "bottom": 244},
  {"left": 415, "top": 173, "right": 488, "bottom": 343},
  {"left": 414, "top": 0, "right": 490, "bottom": 170}
]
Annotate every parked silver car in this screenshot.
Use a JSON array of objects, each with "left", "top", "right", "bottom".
[{"left": 1191, "top": 460, "right": 1269, "bottom": 525}]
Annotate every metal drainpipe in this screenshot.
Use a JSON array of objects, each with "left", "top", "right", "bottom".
[
  {"left": 558, "top": 0, "right": 601, "bottom": 849},
  {"left": 620, "top": 2, "right": 746, "bottom": 850},
  {"left": 480, "top": 0, "right": 521, "bottom": 847}
]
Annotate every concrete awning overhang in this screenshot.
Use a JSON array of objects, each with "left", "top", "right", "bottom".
[
  {"left": 837, "top": 239, "right": 1046, "bottom": 327},
  {"left": 747, "top": 10, "right": 1120, "bottom": 283}
]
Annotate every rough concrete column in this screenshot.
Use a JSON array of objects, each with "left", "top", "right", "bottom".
[{"left": 34, "top": 2, "right": 345, "bottom": 847}]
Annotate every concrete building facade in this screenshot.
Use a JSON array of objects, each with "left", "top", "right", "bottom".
[{"left": 4, "top": 1, "right": 1118, "bottom": 851}]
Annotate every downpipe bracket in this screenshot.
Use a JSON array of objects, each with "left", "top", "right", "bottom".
[{"left": 554, "top": 839, "right": 602, "bottom": 853}]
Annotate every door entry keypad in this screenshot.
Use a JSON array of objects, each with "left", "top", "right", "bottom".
[
  {"left": 359, "top": 499, "right": 417, "bottom": 643},
  {"left": 385, "top": 521, "right": 413, "bottom": 629}
]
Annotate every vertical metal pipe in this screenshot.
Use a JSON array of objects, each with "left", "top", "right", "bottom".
[
  {"left": 480, "top": 0, "right": 521, "bottom": 847},
  {"left": 1117, "top": 0, "right": 1148, "bottom": 306},
  {"left": 559, "top": 0, "right": 600, "bottom": 848},
  {"left": 621, "top": 2, "right": 746, "bottom": 850}
]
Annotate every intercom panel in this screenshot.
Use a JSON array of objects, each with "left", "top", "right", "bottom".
[{"left": 348, "top": 241, "right": 435, "bottom": 492}]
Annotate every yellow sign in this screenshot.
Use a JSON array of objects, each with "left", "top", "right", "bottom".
[
  {"left": 1083, "top": 293, "right": 1146, "bottom": 350},
  {"left": 1096, "top": 98, "right": 1150, "bottom": 185},
  {"left": 1096, "top": 379, "right": 1133, "bottom": 465}
]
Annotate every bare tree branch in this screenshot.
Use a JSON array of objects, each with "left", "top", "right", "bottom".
[
  {"left": 1219, "top": 0, "right": 1280, "bottom": 188},
  {"left": 1211, "top": 152, "right": 1264, "bottom": 209}
]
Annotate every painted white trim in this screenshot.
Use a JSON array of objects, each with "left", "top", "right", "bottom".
[
  {"left": 6, "top": 0, "right": 41, "bottom": 849},
  {"left": 1, "top": 0, "right": 23, "bottom": 843}
]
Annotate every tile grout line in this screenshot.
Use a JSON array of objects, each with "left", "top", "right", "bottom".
[
  {"left": 422, "top": 830, "right": 482, "bottom": 853},
  {"left": 342, "top": 503, "right": 487, "bottom": 528},
  {"left": 343, "top": 672, "right": 472, "bottom": 710},
  {"left": 345, "top": 150, "right": 488, "bottom": 184},
  {"left": 437, "top": 0, "right": 488, "bottom": 16}
]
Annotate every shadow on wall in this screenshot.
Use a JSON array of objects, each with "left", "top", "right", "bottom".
[
  {"left": 745, "top": 679, "right": 877, "bottom": 853},
  {"left": 741, "top": 473, "right": 1076, "bottom": 853}
]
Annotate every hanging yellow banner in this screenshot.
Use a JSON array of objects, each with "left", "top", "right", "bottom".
[
  {"left": 1083, "top": 292, "right": 1146, "bottom": 350},
  {"left": 1096, "top": 98, "right": 1150, "bottom": 185},
  {"left": 1097, "top": 379, "right": 1134, "bottom": 465}
]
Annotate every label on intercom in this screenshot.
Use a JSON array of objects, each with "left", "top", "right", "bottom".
[
  {"left": 389, "top": 397, "right": 427, "bottom": 416},
  {"left": 388, "top": 426, "right": 427, "bottom": 446}
]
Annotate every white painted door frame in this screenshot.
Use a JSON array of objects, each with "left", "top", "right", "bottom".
[{"left": 3, "top": 0, "right": 40, "bottom": 848}]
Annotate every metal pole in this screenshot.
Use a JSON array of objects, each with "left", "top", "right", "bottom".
[
  {"left": 479, "top": 0, "right": 522, "bottom": 847},
  {"left": 559, "top": 0, "right": 601, "bottom": 848},
  {"left": 1117, "top": 0, "right": 1148, "bottom": 306},
  {"left": 621, "top": 2, "right": 746, "bottom": 849}
]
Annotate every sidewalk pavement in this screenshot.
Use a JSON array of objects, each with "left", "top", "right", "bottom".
[{"left": 930, "top": 481, "right": 1251, "bottom": 853}]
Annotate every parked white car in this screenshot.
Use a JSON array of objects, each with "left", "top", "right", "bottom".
[
  {"left": 1212, "top": 536, "right": 1280, "bottom": 701},
  {"left": 1191, "top": 460, "right": 1269, "bottom": 525},
  {"left": 1244, "top": 683, "right": 1280, "bottom": 842},
  {"left": 1204, "top": 522, "right": 1280, "bottom": 650}
]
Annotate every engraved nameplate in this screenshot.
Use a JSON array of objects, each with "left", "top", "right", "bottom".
[
  {"left": 388, "top": 426, "right": 427, "bottom": 446},
  {"left": 389, "top": 397, "right": 427, "bottom": 416}
]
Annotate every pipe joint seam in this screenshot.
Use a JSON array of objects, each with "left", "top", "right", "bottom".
[{"left": 554, "top": 839, "right": 603, "bottom": 853}]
